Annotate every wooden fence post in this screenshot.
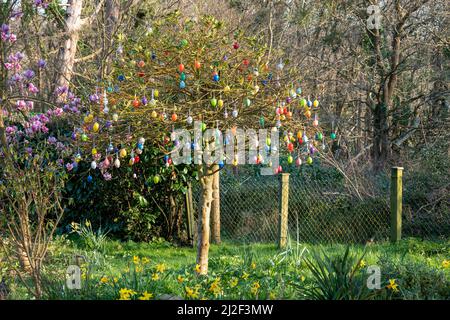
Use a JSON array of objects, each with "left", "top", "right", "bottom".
[
  {"left": 185, "top": 182, "right": 195, "bottom": 247},
  {"left": 278, "top": 173, "right": 290, "bottom": 249},
  {"left": 390, "top": 167, "right": 404, "bottom": 243}
]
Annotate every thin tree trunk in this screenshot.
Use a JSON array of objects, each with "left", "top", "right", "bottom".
[
  {"left": 196, "top": 165, "right": 214, "bottom": 275},
  {"left": 54, "top": 0, "right": 83, "bottom": 103},
  {"left": 211, "top": 165, "right": 221, "bottom": 244}
]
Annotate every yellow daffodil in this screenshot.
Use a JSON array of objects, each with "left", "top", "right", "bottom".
[
  {"left": 142, "top": 257, "right": 150, "bottom": 265},
  {"left": 251, "top": 262, "right": 256, "bottom": 269},
  {"left": 177, "top": 275, "right": 185, "bottom": 283},
  {"left": 359, "top": 260, "right": 366, "bottom": 268},
  {"left": 138, "top": 291, "right": 154, "bottom": 300},
  {"left": 151, "top": 273, "right": 159, "bottom": 281},
  {"left": 250, "top": 281, "right": 260, "bottom": 295},
  {"left": 300, "top": 275, "right": 306, "bottom": 282},
  {"left": 85, "top": 220, "right": 91, "bottom": 227},
  {"left": 442, "top": 260, "right": 449, "bottom": 269},
  {"left": 269, "top": 292, "right": 276, "bottom": 300},
  {"left": 119, "top": 288, "right": 136, "bottom": 300},
  {"left": 387, "top": 279, "right": 399, "bottom": 292},
  {"left": 242, "top": 272, "right": 249, "bottom": 280},
  {"left": 156, "top": 263, "right": 166, "bottom": 273},
  {"left": 209, "top": 278, "right": 222, "bottom": 297},
  {"left": 135, "top": 265, "right": 143, "bottom": 273},
  {"left": 133, "top": 256, "right": 140, "bottom": 264},
  {"left": 185, "top": 286, "right": 199, "bottom": 299},
  {"left": 194, "top": 264, "right": 201, "bottom": 273},
  {"left": 100, "top": 276, "right": 108, "bottom": 284},
  {"left": 229, "top": 277, "right": 238, "bottom": 288},
  {"left": 113, "top": 277, "right": 118, "bottom": 283}
]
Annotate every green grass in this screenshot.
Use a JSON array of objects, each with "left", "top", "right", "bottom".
[{"left": 1, "top": 237, "right": 449, "bottom": 300}]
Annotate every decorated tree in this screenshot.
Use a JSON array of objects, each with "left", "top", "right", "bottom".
[{"left": 70, "top": 11, "right": 325, "bottom": 274}]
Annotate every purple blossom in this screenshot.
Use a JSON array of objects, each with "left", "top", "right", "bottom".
[
  {"left": 5, "top": 126, "right": 18, "bottom": 135},
  {"left": 28, "top": 83, "right": 39, "bottom": 94},
  {"left": 15, "top": 52, "right": 25, "bottom": 61},
  {"left": 66, "top": 163, "right": 74, "bottom": 171},
  {"left": 53, "top": 107, "right": 63, "bottom": 117},
  {"left": 56, "top": 142, "right": 65, "bottom": 150},
  {"left": 16, "top": 100, "right": 27, "bottom": 111},
  {"left": 4, "top": 63, "right": 13, "bottom": 70},
  {"left": 25, "top": 147, "right": 33, "bottom": 156},
  {"left": 103, "top": 172, "right": 112, "bottom": 181},
  {"left": 11, "top": 73, "right": 23, "bottom": 82},
  {"left": 55, "top": 85, "right": 68, "bottom": 96},
  {"left": 23, "top": 69, "right": 35, "bottom": 80},
  {"left": 1, "top": 24, "right": 10, "bottom": 34},
  {"left": 37, "top": 59, "right": 46, "bottom": 68},
  {"left": 47, "top": 136, "right": 57, "bottom": 145},
  {"left": 89, "top": 93, "right": 99, "bottom": 103},
  {"left": 9, "top": 34, "right": 17, "bottom": 43}
]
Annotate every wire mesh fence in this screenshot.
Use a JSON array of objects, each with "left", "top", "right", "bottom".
[{"left": 190, "top": 164, "right": 449, "bottom": 244}]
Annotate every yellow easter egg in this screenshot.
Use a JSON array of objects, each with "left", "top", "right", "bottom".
[
  {"left": 93, "top": 122, "right": 100, "bottom": 133},
  {"left": 218, "top": 99, "right": 224, "bottom": 108},
  {"left": 151, "top": 110, "right": 157, "bottom": 118},
  {"left": 154, "top": 90, "right": 159, "bottom": 98},
  {"left": 120, "top": 148, "right": 127, "bottom": 158}
]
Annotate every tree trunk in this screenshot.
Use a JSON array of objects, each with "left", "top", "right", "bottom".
[
  {"left": 54, "top": 0, "right": 83, "bottom": 103},
  {"left": 196, "top": 165, "right": 214, "bottom": 275},
  {"left": 372, "top": 102, "right": 388, "bottom": 172},
  {"left": 211, "top": 165, "right": 221, "bottom": 244}
]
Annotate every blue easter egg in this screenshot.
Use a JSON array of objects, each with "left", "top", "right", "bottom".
[
  {"left": 180, "top": 80, "right": 186, "bottom": 89},
  {"left": 213, "top": 74, "right": 219, "bottom": 82},
  {"left": 118, "top": 74, "right": 125, "bottom": 81},
  {"left": 137, "top": 143, "right": 144, "bottom": 150},
  {"left": 87, "top": 175, "right": 93, "bottom": 183},
  {"left": 163, "top": 155, "right": 169, "bottom": 162}
]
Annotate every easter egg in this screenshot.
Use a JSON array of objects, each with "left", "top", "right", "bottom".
[
  {"left": 217, "top": 99, "right": 224, "bottom": 108},
  {"left": 305, "top": 110, "right": 312, "bottom": 118},
  {"left": 313, "top": 119, "right": 319, "bottom": 126},
  {"left": 119, "top": 148, "right": 127, "bottom": 158},
  {"left": 171, "top": 113, "right": 178, "bottom": 121},
  {"left": 297, "top": 131, "right": 302, "bottom": 139},
  {"left": 87, "top": 175, "right": 93, "bottom": 183},
  {"left": 307, "top": 100, "right": 312, "bottom": 108},
  {"left": 194, "top": 60, "right": 201, "bottom": 69},
  {"left": 259, "top": 117, "right": 265, "bottom": 127},
  {"left": 180, "top": 39, "right": 188, "bottom": 47},
  {"left": 296, "top": 87, "right": 302, "bottom": 95},
  {"left": 153, "top": 175, "right": 160, "bottom": 184},
  {"left": 243, "top": 59, "right": 250, "bottom": 66},
  {"left": 178, "top": 64, "right": 185, "bottom": 72},
  {"left": 313, "top": 99, "right": 319, "bottom": 107},
  {"left": 277, "top": 165, "right": 283, "bottom": 173},
  {"left": 201, "top": 123, "right": 207, "bottom": 131},
  {"left": 210, "top": 98, "right": 217, "bottom": 107},
  {"left": 141, "top": 96, "right": 148, "bottom": 105},
  {"left": 330, "top": 132, "right": 337, "bottom": 140},
  {"left": 307, "top": 156, "right": 313, "bottom": 165},
  {"left": 112, "top": 113, "right": 119, "bottom": 121},
  {"left": 138, "top": 60, "right": 145, "bottom": 68},
  {"left": 219, "top": 161, "right": 224, "bottom": 169},
  {"left": 138, "top": 137, "right": 145, "bottom": 145},
  {"left": 300, "top": 99, "right": 307, "bottom": 107},
  {"left": 179, "top": 80, "right": 186, "bottom": 89},
  {"left": 233, "top": 41, "right": 239, "bottom": 49},
  {"left": 296, "top": 158, "right": 302, "bottom": 166},
  {"left": 153, "top": 89, "right": 159, "bottom": 98},
  {"left": 316, "top": 132, "right": 323, "bottom": 141},
  {"left": 129, "top": 158, "right": 134, "bottom": 166},
  {"left": 180, "top": 72, "right": 186, "bottom": 81},
  {"left": 232, "top": 109, "right": 238, "bottom": 117},
  {"left": 81, "top": 134, "right": 88, "bottom": 142},
  {"left": 91, "top": 161, "right": 97, "bottom": 170},
  {"left": 114, "top": 158, "right": 120, "bottom": 168},
  {"left": 244, "top": 98, "right": 251, "bottom": 107},
  {"left": 93, "top": 122, "right": 100, "bottom": 133},
  {"left": 134, "top": 155, "right": 140, "bottom": 163},
  {"left": 213, "top": 74, "right": 219, "bottom": 82},
  {"left": 133, "top": 99, "right": 140, "bottom": 108},
  {"left": 186, "top": 115, "right": 193, "bottom": 125},
  {"left": 287, "top": 155, "right": 293, "bottom": 164},
  {"left": 118, "top": 74, "right": 125, "bottom": 81},
  {"left": 224, "top": 110, "right": 229, "bottom": 118},
  {"left": 266, "top": 137, "right": 271, "bottom": 146},
  {"left": 287, "top": 142, "right": 294, "bottom": 152},
  {"left": 224, "top": 85, "right": 231, "bottom": 93}
]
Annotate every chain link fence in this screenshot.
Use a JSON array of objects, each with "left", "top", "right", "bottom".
[{"left": 190, "top": 164, "right": 449, "bottom": 244}]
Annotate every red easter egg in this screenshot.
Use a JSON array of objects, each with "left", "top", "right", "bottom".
[
  {"left": 138, "top": 60, "right": 145, "bottom": 68},
  {"left": 137, "top": 71, "right": 145, "bottom": 77},
  {"left": 243, "top": 59, "right": 250, "bottom": 66},
  {"left": 178, "top": 63, "right": 185, "bottom": 72},
  {"left": 247, "top": 74, "right": 253, "bottom": 81},
  {"left": 287, "top": 143, "right": 294, "bottom": 152},
  {"left": 171, "top": 113, "right": 178, "bottom": 121},
  {"left": 167, "top": 158, "right": 173, "bottom": 165},
  {"left": 194, "top": 60, "right": 201, "bottom": 69},
  {"left": 133, "top": 99, "right": 140, "bottom": 108},
  {"left": 233, "top": 41, "right": 239, "bottom": 49},
  {"left": 298, "top": 138, "right": 303, "bottom": 144}
]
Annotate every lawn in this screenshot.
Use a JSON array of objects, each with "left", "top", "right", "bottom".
[{"left": 3, "top": 236, "right": 449, "bottom": 300}]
